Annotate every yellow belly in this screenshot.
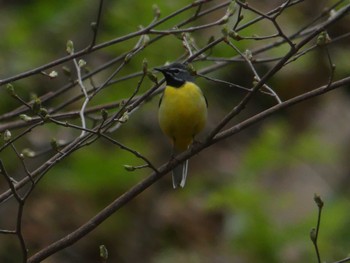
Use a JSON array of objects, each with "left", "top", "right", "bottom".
[{"left": 158, "top": 82, "right": 207, "bottom": 151}]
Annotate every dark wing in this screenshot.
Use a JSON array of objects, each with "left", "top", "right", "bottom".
[
  {"left": 158, "top": 93, "right": 164, "bottom": 107},
  {"left": 204, "top": 94, "right": 208, "bottom": 108}
]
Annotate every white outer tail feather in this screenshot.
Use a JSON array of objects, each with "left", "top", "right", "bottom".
[{"left": 172, "top": 159, "right": 189, "bottom": 189}]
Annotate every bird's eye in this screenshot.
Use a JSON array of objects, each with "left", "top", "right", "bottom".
[{"left": 172, "top": 69, "right": 180, "bottom": 74}]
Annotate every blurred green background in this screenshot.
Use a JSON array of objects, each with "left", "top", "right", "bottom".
[{"left": 1, "top": 0, "right": 350, "bottom": 262}]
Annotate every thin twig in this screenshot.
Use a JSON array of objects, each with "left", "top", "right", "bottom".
[
  {"left": 224, "top": 39, "right": 282, "bottom": 103},
  {"left": 73, "top": 57, "right": 90, "bottom": 137},
  {"left": 0, "top": 160, "right": 28, "bottom": 262},
  {"left": 89, "top": 0, "right": 104, "bottom": 48},
  {"left": 27, "top": 75, "right": 350, "bottom": 263},
  {"left": 0, "top": 0, "right": 212, "bottom": 86},
  {"left": 333, "top": 256, "right": 350, "bottom": 263},
  {"left": 0, "top": 2, "right": 350, "bottom": 262}
]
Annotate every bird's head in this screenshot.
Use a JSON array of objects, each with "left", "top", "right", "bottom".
[{"left": 155, "top": 63, "right": 194, "bottom": 87}]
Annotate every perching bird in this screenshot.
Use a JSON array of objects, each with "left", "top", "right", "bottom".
[{"left": 156, "top": 63, "right": 208, "bottom": 188}]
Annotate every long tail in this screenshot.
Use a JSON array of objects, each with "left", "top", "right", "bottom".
[{"left": 172, "top": 159, "right": 188, "bottom": 189}]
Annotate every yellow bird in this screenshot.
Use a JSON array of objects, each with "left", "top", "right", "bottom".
[{"left": 156, "top": 63, "right": 208, "bottom": 188}]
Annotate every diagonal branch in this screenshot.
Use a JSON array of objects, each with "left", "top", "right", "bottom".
[{"left": 27, "top": 73, "right": 350, "bottom": 263}]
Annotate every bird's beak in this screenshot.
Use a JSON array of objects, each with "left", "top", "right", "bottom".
[{"left": 154, "top": 67, "right": 164, "bottom": 72}]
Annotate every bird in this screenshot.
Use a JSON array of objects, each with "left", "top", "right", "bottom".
[{"left": 156, "top": 63, "right": 208, "bottom": 188}]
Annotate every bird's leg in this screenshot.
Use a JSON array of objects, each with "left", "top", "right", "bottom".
[
  {"left": 191, "top": 135, "right": 202, "bottom": 147},
  {"left": 170, "top": 137, "right": 179, "bottom": 162}
]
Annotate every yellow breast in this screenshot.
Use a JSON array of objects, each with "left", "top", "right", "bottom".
[{"left": 158, "top": 81, "right": 207, "bottom": 151}]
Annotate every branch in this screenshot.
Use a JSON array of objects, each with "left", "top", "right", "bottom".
[
  {"left": 0, "top": 0, "right": 212, "bottom": 86},
  {"left": 1, "top": 1, "right": 350, "bottom": 262},
  {"left": 89, "top": 0, "right": 104, "bottom": 48},
  {"left": 27, "top": 74, "right": 350, "bottom": 263},
  {"left": 213, "top": 75, "right": 350, "bottom": 142},
  {"left": 310, "top": 194, "right": 324, "bottom": 263}
]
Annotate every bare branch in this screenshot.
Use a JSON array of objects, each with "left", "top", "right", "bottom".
[
  {"left": 89, "top": 0, "right": 104, "bottom": 48},
  {"left": 1, "top": 1, "right": 350, "bottom": 262},
  {"left": 27, "top": 74, "right": 350, "bottom": 263}
]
